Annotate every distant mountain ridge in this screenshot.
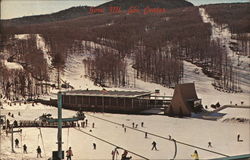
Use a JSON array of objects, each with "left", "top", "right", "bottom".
[
  {"left": 1, "top": 0, "right": 193, "bottom": 26},
  {"left": 98, "top": 0, "right": 193, "bottom": 10}
]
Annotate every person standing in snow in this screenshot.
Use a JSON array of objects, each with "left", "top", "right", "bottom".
[
  {"left": 85, "top": 119, "right": 88, "bottom": 127},
  {"left": 23, "top": 144, "right": 28, "bottom": 153},
  {"left": 36, "top": 146, "right": 42, "bottom": 158},
  {"left": 141, "top": 122, "right": 144, "bottom": 127},
  {"left": 66, "top": 147, "right": 73, "bottom": 160},
  {"left": 15, "top": 138, "right": 19, "bottom": 148},
  {"left": 111, "top": 147, "right": 119, "bottom": 160},
  {"left": 208, "top": 142, "right": 212, "bottom": 148},
  {"left": 93, "top": 143, "right": 96, "bottom": 150},
  {"left": 151, "top": 141, "right": 157, "bottom": 150},
  {"left": 191, "top": 150, "right": 199, "bottom": 160},
  {"left": 145, "top": 132, "right": 148, "bottom": 138}
]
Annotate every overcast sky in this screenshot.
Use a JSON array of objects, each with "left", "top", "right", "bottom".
[{"left": 1, "top": 0, "right": 249, "bottom": 19}]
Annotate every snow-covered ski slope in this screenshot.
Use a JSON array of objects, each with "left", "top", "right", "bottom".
[
  {"left": 7, "top": 31, "right": 250, "bottom": 106},
  {"left": 199, "top": 8, "right": 250, "bottom": 93},
  {"left": 62, "top": 50, "right": 249, "bottom": 107},
  {"left": 0, "top": 103, "right": 249, "bottom": 160}
]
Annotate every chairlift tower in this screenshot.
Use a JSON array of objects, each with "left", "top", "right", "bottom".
[
  {"left": 57, "top": 91, "right": 63, "bottom": 160},
  {"left": 53, "top": 91, "right": 85, "bottom": 160}
]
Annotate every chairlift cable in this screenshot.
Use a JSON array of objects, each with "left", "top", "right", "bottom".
[{"left": 85, "top": 113, "right": 230, "bottom": 157}]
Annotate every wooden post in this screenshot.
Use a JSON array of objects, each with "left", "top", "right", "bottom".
[
  {"left": 102, "top": 96, "right": 104, "bottom": 113},
  {"left": 132, "top": 99, "right": 134, "bottom": 110},
  {"left": 124, "top": 98, "right": 126, "bottom": 111},
  {"left": 11, "top": 126, "right": 14, "bottom": 152},
  {"left": 8, "top": 126, "right": 22, "bottom": 153}
]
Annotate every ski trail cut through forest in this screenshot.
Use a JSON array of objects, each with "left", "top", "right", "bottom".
[
  {"left": 85, "top": 113, "right": 230, "bottom": 157},
  {"left": 199, "top": 7, "right": 250, "bottom": 93}
]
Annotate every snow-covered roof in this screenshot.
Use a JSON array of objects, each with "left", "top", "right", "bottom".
[{"left": 62, "top": 90, "right": 151, "bottom": 98}]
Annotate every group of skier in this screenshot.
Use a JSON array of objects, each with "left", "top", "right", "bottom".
[
  {"left": 131, "top": 122, "right": 144, "bottom": 129},
  {"left": 13, "top": 139, "right": 42, "bottom": 157}
]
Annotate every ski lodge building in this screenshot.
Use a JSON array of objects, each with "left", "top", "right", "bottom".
[
  {"left": 165, "top": 83, "right": 201, "bottom": 116},
  {"left": 61, "top": 90, "right": 168, "bottom": 113}
]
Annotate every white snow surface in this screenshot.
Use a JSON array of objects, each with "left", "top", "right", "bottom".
[
  {"left": 0, "top": 102, "right": 249, "bottom": 160},
  {"left": 14, "top": 34, "right": 30, "bottom": 40},
  {"left": 2, "top": 60, "right": 23, "bottom": 70}
]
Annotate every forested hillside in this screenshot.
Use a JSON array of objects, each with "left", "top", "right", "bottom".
[{"left": 0, "top": 3, "right": 249, "bottom": 100}]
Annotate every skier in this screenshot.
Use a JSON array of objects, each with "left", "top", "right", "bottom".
[
  {"left": 36, "top": 146, "right": 42, "bottom": 158},
  {"left": 208, "top": 142, "right": 212, "bottom": 148},
  {"left": 13, "top": 120, "right": 18, "bottom": 127},
  {"left": 7, "top": 119, "right": 10, "bottom": 129},
  {"left": 141, "top": 122, "right": 144, "bottom": 127},
  {"left": 191, "top": 150, "right": 199, "bottom": 160},
  {"left": 151, "top": 141, "right": 157, "bottom": 150},
  {"left": 121, "top": 150, "right": 132, "bottom": 160},
  {"left": 135, "top": 124, "right": 138, "bottom": 128},
  {"left": 145, "top": 132, "right": 148, "bottom": 138},
  {"left": 23, "top": 144, "right": 28, "bottom": 154},
  {"left": 15, "top": 138, "right": 19, "bottom": 148},
  {"left": 124, "top": 128, "right": 126, "bottom": 133},
  {"left": 169, "top": 135, "right": 171, "bottom": 140},
  {"left": 92, "top": 122, "right": 95, "bottom": 128},
  {"left": 93, "top": 143, "right": 96, "bottom": 150},
  {"left": 111, "top": 147, "right": 119, "bottom": 160},
  {"left": 85, "top": 119, "right": 88, "bottom": 127},
  {"left": 237, "top": 134, "right": 243, "bottom": 142},
  {"left": 132, "top": 122, "right": 134, "bottom": 128},
  {"left": 66, "top": 147, "right": 73, "bottom": 160}
]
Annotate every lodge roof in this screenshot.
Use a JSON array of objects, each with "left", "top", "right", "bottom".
[
  {"left": 177, "top": 83, "right": 198, "bottom": 101},
  {"left": 62, "top": 90, "right": 152, "bottom": 98}
]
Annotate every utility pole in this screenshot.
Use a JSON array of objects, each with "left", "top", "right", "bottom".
[
  {"left": 0, "top": 100, "right": 2, "bottom": 159},
  {"left": 57, "top": 92, "right": 63, "bottom": 160}
]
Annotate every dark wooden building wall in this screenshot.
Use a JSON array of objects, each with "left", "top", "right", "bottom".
[{"left": 62, "top": 95, "right": 150, "bottom": 113}]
